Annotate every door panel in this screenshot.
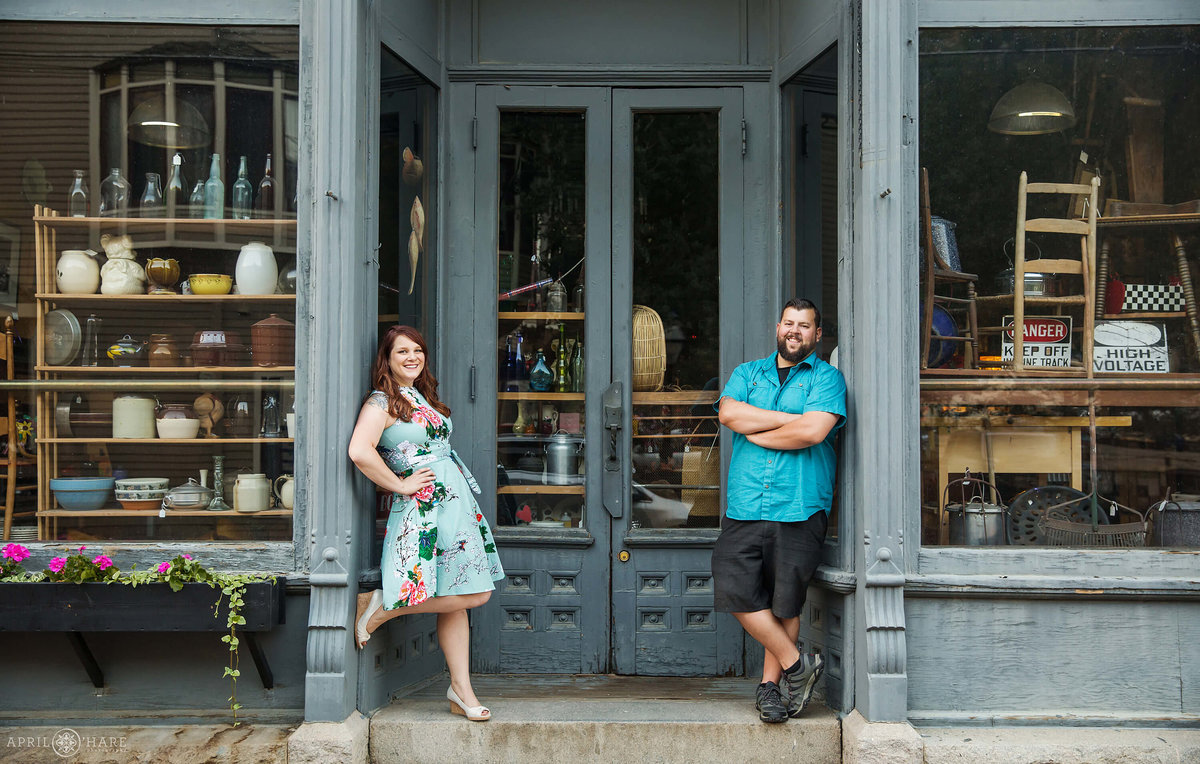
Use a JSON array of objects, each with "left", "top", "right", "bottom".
[
  {"left": 610, "top": 88, "right": 744, "bottom": 676},
  {"left": 472, "top": 86, "right": 612, "bottom": 674},
  {"left": 471, "top": 86, "right": 745, "bottom": 676}
]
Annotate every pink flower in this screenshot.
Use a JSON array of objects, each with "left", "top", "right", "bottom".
[
  {"left": 182, "top": 554, "right": 192, "bottom": 560},
  {"left": 92, "top": 555, "right": 113, "bottom": 571},
  {"left": 157, "top": 561, "right": 172, "bottom": 573},
  {"left": 399, "top": 579, "right": 414, "bottom": 603},
  {"left": 2, "top": 543, "right": 29, "bottom": 563},
  {"left": 48, "top": 557, "right": 66, "bottom": 573},
  {"left": 421, "top": 408, "right": 443, "bottom": 427},
  {"left": 412, "top": 581, "right": 429, "bottom": 605},
  {"left": 413, "top": 484, "right": 435, "bottom": 503},
  {"left": 77, "top": 546, "right": 86, "bottom": 553}
]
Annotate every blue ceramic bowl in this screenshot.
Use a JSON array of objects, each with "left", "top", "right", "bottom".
[{"left": 49, "top": 477, "right": 115, "bottom": 511}]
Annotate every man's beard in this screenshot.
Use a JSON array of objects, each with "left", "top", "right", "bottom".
[{"left": 777, "top": 334, "right": 815, "bottom": 364}]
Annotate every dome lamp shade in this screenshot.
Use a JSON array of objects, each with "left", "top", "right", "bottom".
[
  {"left": 988, "top": 81, "right": 1077, "bottom": 135},
  {"left": 128, "top": 93, "right": 211, "bottom": 149}
]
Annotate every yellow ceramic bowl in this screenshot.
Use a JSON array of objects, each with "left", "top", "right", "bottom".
[{"left": 189, "top": 273, "right": 232, "bottom": 295}]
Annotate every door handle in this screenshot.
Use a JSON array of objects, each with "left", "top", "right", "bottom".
[{"left": 601, "top": 381, "right": 623, "bottom": 518}]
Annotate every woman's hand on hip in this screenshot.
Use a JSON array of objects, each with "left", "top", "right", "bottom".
[{"left": 398, "top": 467, "right": 436, "bottom": 496}]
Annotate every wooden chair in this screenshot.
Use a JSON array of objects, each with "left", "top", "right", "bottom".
[
  {"left": 2, "top": 317, "right": 37, "bottom": 540},
  {"left": 921, "top": 168, "right": 980, "bottom": 369},
  {"left": 978, "top": 172, "right": 1100, "bottom": 374}
]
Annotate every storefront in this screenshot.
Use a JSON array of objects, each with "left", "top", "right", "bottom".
[{"left": 0, "top": 0, "right": 1197, "bottom": 740}]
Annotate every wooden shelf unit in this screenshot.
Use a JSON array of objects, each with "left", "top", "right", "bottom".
[{"left": 32, "top": 205, "right": 297, "bottom": 541}]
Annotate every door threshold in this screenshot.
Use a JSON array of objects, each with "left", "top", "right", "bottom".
[{"left": 395, "top": 673, "right": 764, "bottom": 701}]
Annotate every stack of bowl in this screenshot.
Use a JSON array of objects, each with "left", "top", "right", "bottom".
[
  {"left": 50, "top": 477, "right": 115, "bottom": 511},
  {"left": 114, "top": 477, "right": 169, "bottom": 510}
]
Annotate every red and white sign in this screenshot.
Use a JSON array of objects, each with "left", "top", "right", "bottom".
[{"left": 1002, "top": 316, "right": 1073, "bottom": 367}]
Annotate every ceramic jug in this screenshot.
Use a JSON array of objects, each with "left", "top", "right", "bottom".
[
  {"left": 235, "top": 241, "right": 278, "bottom": 295},
  {"left": 234, "top": 473, "right": 270, "bottom": 513},
  {"left": 56, "top": 250, "right": 100, "bottom": 294},
  {"left": 274, "top": 474, "right": 295, "bottom": 510}
]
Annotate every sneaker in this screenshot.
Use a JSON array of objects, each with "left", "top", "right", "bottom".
[
  {"left": 754, "top": 681, "right": 788, "bottom": 724},
  {"left": 782, "top": 653, "right": 824, "bottom": 718}
]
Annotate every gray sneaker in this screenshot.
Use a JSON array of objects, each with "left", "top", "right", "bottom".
[
  {"left": 754, "top": 681, "right": 788, "bottom": 724},
  {"left": 782, "top": 653, "right": 824, "bottom": 717}
]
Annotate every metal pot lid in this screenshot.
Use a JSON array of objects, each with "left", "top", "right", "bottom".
[{"left": 45, "top": 309, "right": 81, "bottom": 365}]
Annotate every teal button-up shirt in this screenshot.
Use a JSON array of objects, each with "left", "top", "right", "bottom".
[{"left": 716, "top": 351, "right": 847, "bottom": 522}]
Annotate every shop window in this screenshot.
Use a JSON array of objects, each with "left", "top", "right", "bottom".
[
  {"left": 0, "top": 22, "right": 300, "bottom": 543},
  {"left": 784, "top": 44, "right": 842, "bottom": 540},
  {"left": 372, "top": 47, "right": 438, "bottom": 551},
  {"left": 918, "top": 26, "right": 1200, "bottom": 549}
]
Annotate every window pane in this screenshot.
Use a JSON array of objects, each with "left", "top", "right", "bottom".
[
  {"left": 0, "top": 22, "right": 300, "bottom": 543},
  {"left": 918, "top": 26, "right": 1200, "bottom": 549}
]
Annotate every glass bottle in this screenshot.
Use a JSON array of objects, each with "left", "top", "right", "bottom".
[
  {"left": 188, "top": 179, "right": 206, "bottom": 218},
  {"left": 571, "top": 340, "right": 585, "bottom": 392},
  {"left": 512, "top": 328, "right": 527, "bottom": 389},
  {"left": 255, "top": 153, "right": 276, "bottom": 219},
  {"left": 529, "top": 349, "right": 553, "bottom": 392},
  {"left": 231, "top": 155, "right": 253, "bottom": 220},
  {"left": 555, "top": 325, "right": 570, "bottom": 392},
  {"left": 165, "top": 152, "right": 188, "bottom": 218},
  {"left": 67, "top": 170, "right": 88, "bottom": 217},
  {"left": 547, "top": 279, "right": 567, "bottom": 313},
  {"left": 203, "top": 152, "right": 224, "bottom": 219},
  {"left": 502, "top": 335, "right": 518, "bottom": 392},
  {"left": 572, "top": 279, "right": 585, "bottom": 312},
  {"left": 139, "top": 172, "right": 163, "bottom": 217},
  {"left": 99, "top": 168, "right": 130, "bottom": 217},
  {"left": 81, "top": 313, "right": 102, "bottom": 367}
]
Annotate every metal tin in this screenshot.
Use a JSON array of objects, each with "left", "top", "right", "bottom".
[{"left": 947, "top": 501, "right": 1008, "bottom": 545}]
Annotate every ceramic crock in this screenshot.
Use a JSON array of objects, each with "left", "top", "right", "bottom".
[
  {"left": 234, "top": 473, "right": 270, "bottom": 513},
  {"left": 250, "top": 313, "right": 295, "bottom": 367},
  {"left": 56, "top": 250, "right": 101, "bottom": 294},
  {"left": 112, "top": 394, "right": 156, "bottom": 439},
  {"left": 235, "top": 241, "right": 278, "bottom": 295},
  {"left": 147, "top": 333, "right": 180, "bottom": 367}
]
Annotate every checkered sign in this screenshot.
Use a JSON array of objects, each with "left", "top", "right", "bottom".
[{"left": 1121, "top": 283, "right": 1184, "bottom": 312}]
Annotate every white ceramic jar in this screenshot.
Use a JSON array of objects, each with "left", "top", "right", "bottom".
[
  {"left": 56, "top": 250, "right": 101, "bottom": 294},
  {"left": 234, "top": 473, "right": 270, "bottom": 512},
  {"left": 112, "top": 394, "right": 156, "bottom": 439},
  {"left": 235, "top": 241, "right": 278, "bottom": 295}
]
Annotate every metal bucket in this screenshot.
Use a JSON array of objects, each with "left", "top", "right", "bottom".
[
  {"left": 947, "top": 500, "right": 1008, "bottom": 545},
  {"left": 1149, "top": 498, "right": 1200, "bottom": 547}
]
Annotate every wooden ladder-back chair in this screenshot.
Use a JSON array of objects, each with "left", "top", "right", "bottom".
[
  {"left": 1009, "top": 172, "right": 1100, "bottom": 374},
  {"left": 2, "top": 316, "right": 36, "bottom": 540},
  {"left": 921, "top": 168, "right": 980, "bottom": 369}
]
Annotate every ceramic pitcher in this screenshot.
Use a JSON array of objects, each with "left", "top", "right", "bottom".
[{"left": 274, "top": 474, "right": 294, "bottom": 510}]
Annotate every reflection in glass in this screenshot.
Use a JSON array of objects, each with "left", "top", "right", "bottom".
[
  {"left": 495, "top": 112, "right": 587, "bottom": 529},
  {"left": 630, "top": 111, "right": 720, "bottom": 529}
]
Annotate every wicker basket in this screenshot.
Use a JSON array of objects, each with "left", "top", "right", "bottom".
[
  {"left": 632, "top": 305, "right": 666, "bottom": 392},
  {"left": 1039, "top": 498, "right": 1148, "bottom": 548},
  {"left": 682, "top": 446, "right": 721, "bottom": 522}
]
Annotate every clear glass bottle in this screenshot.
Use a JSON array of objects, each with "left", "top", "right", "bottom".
[
  {"left": 139, "top": 172, "right": 163, "bottom": 217},
  {"left": 555, "top": 325, "right": 570, "bottom": 392},
  {"left": 203, "top": 153, "right": 224, "bottom": 219},
  {"left": 99, "top": 168, "right": 130, "bottom": 217},
  {"left": 571, "top": 340, "right": 585, "bottom": 392},
  {"left": 572, "top": 279, "right": 585, "bottom": 312},
  {"left": 529, "top": 349, "right": 553, "bottom": 392},
  {"left": 188, "top": 179, "right": 205, "bottom": 219},
  {"left": 165, "top": 152, "right": 188, "bottom": 218},
  {"left": 67, "top": 170, "right": 88, "bottom": 217},
  {"left": 255, "top": 153, "right": 276, "bottom": 219},
  {"left": 81, "top": 313, "right": 102, "bottom": 367},
  {"left": 231, "top": 155, "right": 253, "bottom": 220}
]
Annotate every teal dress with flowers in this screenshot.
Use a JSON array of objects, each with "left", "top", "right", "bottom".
[{"left": 370, "top": 388, "right": 503, "bottom": 610}]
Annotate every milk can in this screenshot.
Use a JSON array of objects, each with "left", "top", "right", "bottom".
[{"left": 545, "top": 433, "right": 583, "bottom": 486}]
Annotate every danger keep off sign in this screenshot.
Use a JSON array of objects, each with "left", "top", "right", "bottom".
[{"left": 1002, "top": 316, "right": 1072, "bottom": 367}]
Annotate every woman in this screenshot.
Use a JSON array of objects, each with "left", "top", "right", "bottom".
[{"left": 349, "top": 325, "right": 504, "bottom": 721}]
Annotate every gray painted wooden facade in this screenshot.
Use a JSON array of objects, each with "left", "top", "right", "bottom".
[{"left": 1, "top": 0, "right": 1198, "bottom": 729}]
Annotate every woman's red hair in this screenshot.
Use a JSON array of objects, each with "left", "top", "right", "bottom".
[{"left": 369, "top": 325, "right": 451, "bottom": 421}]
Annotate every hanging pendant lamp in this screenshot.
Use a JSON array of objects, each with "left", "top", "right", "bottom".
[
  {"left": 128, "top": 93, "right": 211, "bottom": 149},
  {"left": 988, "top": 81, "right": 1076, "bottom": 135}
]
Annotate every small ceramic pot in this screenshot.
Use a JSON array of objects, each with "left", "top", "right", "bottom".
[
  {"left": 145, "top": 257, "right": 180, "bottom": 293},
  {"left": 56, "top": 250, "right": 101, "bottom": 294},
  {"left": 147, "top": 333, "right": 180, "bottom": 367}
]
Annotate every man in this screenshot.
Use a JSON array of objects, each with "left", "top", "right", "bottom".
[{"left": 711, "top": 298, "right": 847, "bottom": 723}]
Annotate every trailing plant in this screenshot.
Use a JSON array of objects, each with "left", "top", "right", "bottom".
[{"left": 1, "top": 545, "right": 275, "bottom": 724}]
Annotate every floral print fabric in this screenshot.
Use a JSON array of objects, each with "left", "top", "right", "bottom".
[{"left": 370, "top": 388, "right": 504, "bottom": 610}]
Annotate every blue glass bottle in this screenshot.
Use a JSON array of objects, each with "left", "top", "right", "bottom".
[{"left": 529, "top": 349, "right": 553, "bottom": 392}]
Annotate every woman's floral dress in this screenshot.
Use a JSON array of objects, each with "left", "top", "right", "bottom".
[{"left": 370, "top": 388, "right": 504, "bottom": 610}]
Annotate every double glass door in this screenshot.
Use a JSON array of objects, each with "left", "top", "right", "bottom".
[{"left": 469, "top": 86, "right": 746, "bottom": 675}]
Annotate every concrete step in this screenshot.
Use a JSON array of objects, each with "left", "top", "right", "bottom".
[
  {"left": 917, "top": 724, "right": 1200, "bottom": 764},
  {"left": 371, "top": 675, "right": 840, "bottom": 764}
]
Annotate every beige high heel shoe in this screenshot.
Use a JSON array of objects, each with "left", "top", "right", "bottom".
[
  {"left": 355, "top": 590, "right": 383, "bottom": 649},
  {"left": 446, "top": 686, "right": 491, "bottom": 721}
]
